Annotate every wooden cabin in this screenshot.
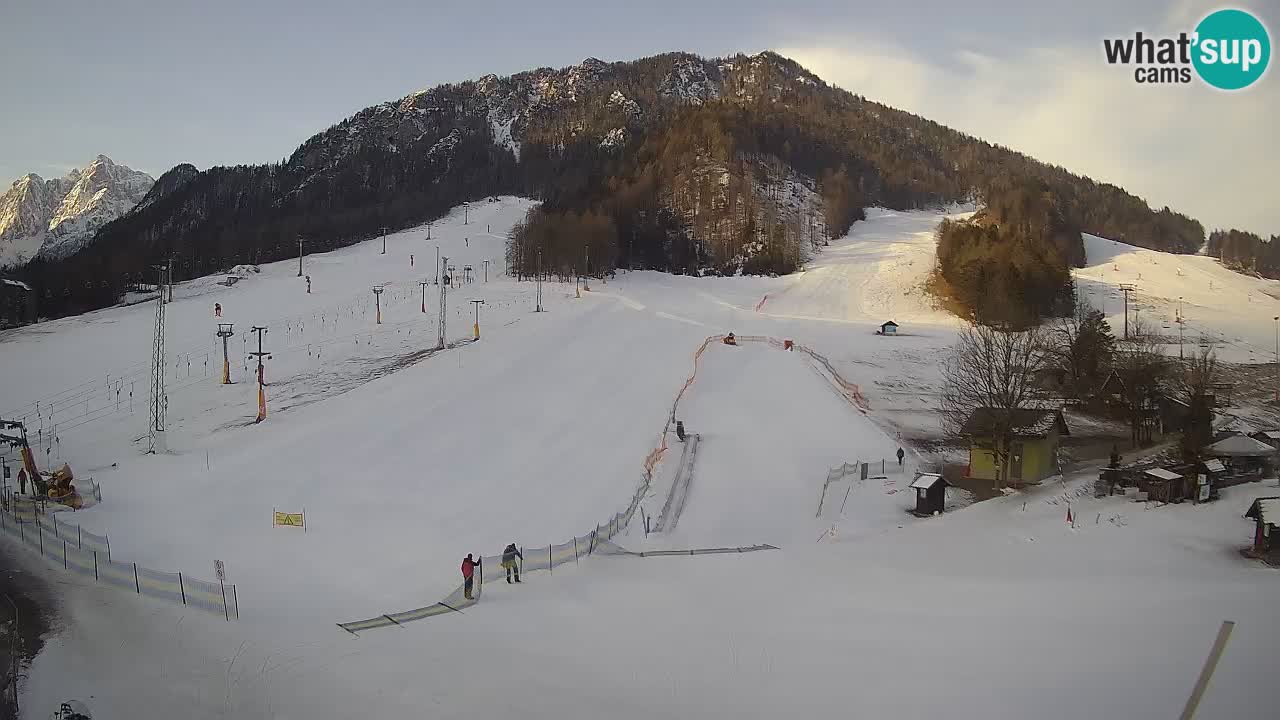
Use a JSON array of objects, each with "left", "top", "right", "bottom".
[
  {"left": 1245, "top": 497, "right": 1280, "bottom": 565},
  {"left": 910, "top": 473, "right": 947, "bottom": 516},
  {"left": 963, "top": 408, "right": 1069, "bottom": 485}
]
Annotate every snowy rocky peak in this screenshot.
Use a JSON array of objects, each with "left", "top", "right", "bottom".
[
  {"left": 607, "top": 90, "right": 641, "bottom": 117},
  {"left": 49, "top": 155, "right": 153, "bottom": 233},
  {"left": 564, "top": 57, "right": 610, "bottom": 95},
  {"left": 475, "top": 74, "right": 500, "bottom": 95},
  {"left": 659, "top": 58, "right": 722, "bottom": 104},
  {"left": 0, "top": 174, "right": 68, "bottom": 267},
  {"left": 132, "top": 163, "right": 199, "bottom": 213},
  {"left": 0, "top": 156, "right": 154, "bottom": 267}
]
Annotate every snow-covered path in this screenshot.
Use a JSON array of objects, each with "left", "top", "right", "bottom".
[{"left": 657, "top": 342, "right": 902, "bottom": 548}]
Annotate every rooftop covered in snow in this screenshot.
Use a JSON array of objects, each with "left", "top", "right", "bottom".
[
  {"left": 1206, "top": 435, "right": 1277, "bottom": 458},
  {"left": 1246, "top": 497, "right": 1280, "bottom": 526},
  {"left": 960, "top": 408, "right": 1068, "bottom": 438},
  {"left": 909, "top": 473, "right": 944, "bottom": 490}
]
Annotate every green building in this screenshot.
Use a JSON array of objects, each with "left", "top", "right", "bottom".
[{"left": 963, "top": 408, "right": 1069, "bottom": 485}]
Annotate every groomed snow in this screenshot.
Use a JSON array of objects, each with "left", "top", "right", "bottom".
[
  {"left": 1077, "top": 233, "right": 1280, "bottom": 364},
  {"left": 4, "top": 200, "right": 1280, "bottom": 718}
]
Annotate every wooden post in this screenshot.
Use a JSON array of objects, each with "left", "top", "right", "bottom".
[
  {"left": 574, "top": 536, "right": 579, "bottom": 563},
  {"left": 232, "top": 585, "right": 239, "bottom": 619},
  {"left": 133, "top": 563, "right": 141, "bottom": 594},
  {"left": 549, "top": 545, "right": 553, "bottom": 575},
  {"left": 93, "top": 551, "right": 98, "bottom": 581},
  {"left": 179, "top": 573, "right": 187, "bottom": 604},
  {"left": 220, "top": 581, "right": 229, "bottom": 622},
  {"left": 62, "top": 540, "right": 67, "bottom": 569},
  {"left": 78, "top": 525, "right": 82, "bottom": 548},
  {"left": 1178, "top": 621, "right": 1235, "bottom": 720}
]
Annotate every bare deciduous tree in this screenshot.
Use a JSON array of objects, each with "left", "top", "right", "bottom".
[
  {"left": 1174, "top": 344, "right": 1220, "bottom": 459},
  {"left": 1048, "top": 299, "right": 1116, "bottom": 399},
  {"left": 941, "top": 324, "right": 1051, "bottom": 489},
  {"left": 1113, "top": 316, "right": 1171, "bottom": 448}
]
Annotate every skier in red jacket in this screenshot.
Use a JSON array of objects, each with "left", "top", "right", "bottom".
[{"left": 461, "top": 553, "right": 482, "bottom": 600}]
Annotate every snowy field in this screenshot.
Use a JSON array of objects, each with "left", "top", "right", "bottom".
[
  {"left": 3, "top": 200, "right": 1280, "bottom": 718},
  {"left": 1077, "top": 232, "right": 1280, "bottom": 364}
]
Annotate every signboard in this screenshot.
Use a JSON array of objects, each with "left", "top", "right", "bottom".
[
  {"left": 272, "top": 510, "right": 305, "bottom": 529},
  {"left": 214, "top": 559, "right": 225, "bottom": 582},
  {"left": 1197, "top": 474, "right": 1210, "bottom": 502}
]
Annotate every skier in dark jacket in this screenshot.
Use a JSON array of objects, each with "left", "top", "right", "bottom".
[
  {"left": 896, "top": 447, "right": 905, "bottom": 467},
  {"left": 502, "top": 543, "right": 523, "bottom": 583},
  {"left": 461, "top": 554, "right": 482, "bottom": 600}
]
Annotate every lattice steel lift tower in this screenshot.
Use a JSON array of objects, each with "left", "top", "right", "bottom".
[{"left": 148, "top": 260, "right": 170, "bottom": 453}]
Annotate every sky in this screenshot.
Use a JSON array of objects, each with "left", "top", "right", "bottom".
[{"left": 1, "top": 0, "right": 1275, "bottom": 237}]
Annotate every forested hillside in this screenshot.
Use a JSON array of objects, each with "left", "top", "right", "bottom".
[
  {"left": 14, "top": 51, "right": 1205, "bottom": 320},
  {"left": 1206, "top": 229, "right": 1280, "bottom": 279},
  {"left": 935, "top": 177, "right": 1080, "bottom": 327}
]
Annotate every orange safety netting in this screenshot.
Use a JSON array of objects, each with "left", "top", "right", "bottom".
[{"left": 643, "top": 334, "right": 723, "bottom": 480}]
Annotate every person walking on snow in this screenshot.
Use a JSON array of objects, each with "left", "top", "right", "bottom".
[
  {"left": 461, "top": 553, "right": 482, "bottom": 600},
  {"left": 214, "top": 303, "right": 222, "bottom": 317},
  {"left": 896, "top": 447, "right": 905, "bottom": 467},
  {"left": 502, "top": 543, "right": 523, "bottom": 583}
]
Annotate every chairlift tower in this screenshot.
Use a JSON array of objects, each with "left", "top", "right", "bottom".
[
  {"left": 217, "top": 323, "right": 235, "bottom": 384},
  {"left": 1118, "top": 284, "right": 1137, "bottom": 339},
  {"left": 147, "top": 261, "right": 170, "bottom": 453},
  {"left": 437, "top": 256, "right": 449, "bottom": 349}
]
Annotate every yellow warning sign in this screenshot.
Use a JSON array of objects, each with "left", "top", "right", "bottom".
[{"left": 273, "top": 511, "right": 305, "bottom": 529}]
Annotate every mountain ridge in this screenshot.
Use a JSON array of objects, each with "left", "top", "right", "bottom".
[
  {"left": 0, "top": 156, "right": 154, "bottom": 267},
  {"left": 14, "top": 51, "right": 1204, "bottom": 319}
]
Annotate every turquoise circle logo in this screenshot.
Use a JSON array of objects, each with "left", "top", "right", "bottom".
[{"left": 1192, "top": 9, "right": 1271, "bottom": 90}]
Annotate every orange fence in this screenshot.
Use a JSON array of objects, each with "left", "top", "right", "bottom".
[{"left": 645, "top": 334, "right": 724, "bottom": 479}]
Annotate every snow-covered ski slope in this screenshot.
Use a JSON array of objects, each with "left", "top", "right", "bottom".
[
  {"left": 4, "top": 200, "right": 1280, "bottom": 718},
  {"left": 758, "top": 206, "right": 972, "bottom": 325},
  {"left": 1077, "top": 233, "right": 1280, "bottom": 363}
]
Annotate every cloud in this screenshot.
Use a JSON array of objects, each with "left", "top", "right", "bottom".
[{"left": 781, "top": 36, "right": 1278, "bottom": 238}]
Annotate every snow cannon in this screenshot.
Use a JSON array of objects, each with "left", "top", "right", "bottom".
[
  {"left": 723, "top": 333, "right": 737, "bottom": 346},
  {"left": 45, "top": 463, "right": 82, "bottom": 507}
]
